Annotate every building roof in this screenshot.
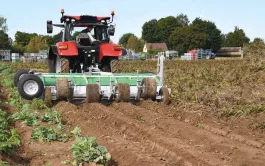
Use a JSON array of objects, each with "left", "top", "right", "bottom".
[{"left": 145, "top": 43, "right": 168, "bottom": 51}]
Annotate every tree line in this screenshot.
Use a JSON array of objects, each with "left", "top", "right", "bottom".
[
  {"left": 118, "top": 14, "right": 259, "bottom": 55},
  {"left": 0, "top": 14, "right": 263, "bottom": 55}
]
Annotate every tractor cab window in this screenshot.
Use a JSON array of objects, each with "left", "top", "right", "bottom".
[{"left": 94, "top": 26, "right": 109, "bottom": 42}]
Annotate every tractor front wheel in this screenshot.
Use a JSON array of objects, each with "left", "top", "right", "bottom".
[
  {"left": 110, "top": 58, "right": 119, "bottom": 73},
  {"left": 55, "top": 55, "right": 70, "bottom": 73},
  {"left": 102, "top": 58, "right": 119, "bottom": 73}
]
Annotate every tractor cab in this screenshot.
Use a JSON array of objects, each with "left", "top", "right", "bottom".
[
  {"left": 47, "top": 9, "right": 115, "bottom": 43},
  {"left": 46, "top": 9, "right": 124, "bottom": 74}
]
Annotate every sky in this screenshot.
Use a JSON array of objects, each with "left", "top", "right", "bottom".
[{"left": 1, "top": 0, "right": 265, "bottom": 43}]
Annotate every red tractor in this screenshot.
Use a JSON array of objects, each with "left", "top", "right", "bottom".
[{"left": 47, "top": 9, "right": 126, "bottom": 73}]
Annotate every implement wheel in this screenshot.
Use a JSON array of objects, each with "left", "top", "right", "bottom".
[
  {"left": 141, "top": 78, "right": 157, "bottom": 100},
  {"left": 17, "top": 74, "right": 44, "bottom": 100},
  {"left": 56, "top": 78, "right": 70, "bottom": 100},
  {"left": 14, "top": 69, "right": 30, "bottom": 87},
  {"left": 115, "top": 83, "right": 130, "bottom": 102},
  {"left": 159, "top": 86, "right": 170, "bottom": 105},
  {"left": 86, "top": 84, "right": 101, "bottom": 103},
  {"left": 44, "top": 87, "right": 52, "bottom": 107}
]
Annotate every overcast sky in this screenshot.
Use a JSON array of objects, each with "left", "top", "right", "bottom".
[{"left": 1, "top": 0, "right": 264, "bottom": 43}]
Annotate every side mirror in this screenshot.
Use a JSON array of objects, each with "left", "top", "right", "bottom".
[
  {"left": 108, "top": 24, "right": 115, "bottom": 36},
  {"left": 47, "top": 20, "right": 53, "bottom": 34}
]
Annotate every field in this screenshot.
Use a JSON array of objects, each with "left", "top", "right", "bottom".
[{"left": 1, "top": 56, "right": 265, "bottom": 165}]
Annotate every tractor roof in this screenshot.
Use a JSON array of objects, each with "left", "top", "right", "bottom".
[{"left": 61, "top": 15, "right": 110, "bottom": 24}]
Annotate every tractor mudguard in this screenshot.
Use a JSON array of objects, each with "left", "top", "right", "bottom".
[
  {"left": 56, "top": 41, "right": 78, "bottom": 56},
  {"left": 99, "top": 43, "right": 122, "bottom": 61}
]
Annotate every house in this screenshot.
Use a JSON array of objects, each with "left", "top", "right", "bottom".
[{"left": 143, "top": 43, "right": 168, "bottom": 53}]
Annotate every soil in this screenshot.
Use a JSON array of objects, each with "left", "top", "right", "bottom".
[{"left": 2, "top": 83, "right": 265, "bottom": 165}]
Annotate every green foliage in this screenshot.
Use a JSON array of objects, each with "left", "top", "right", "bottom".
[
  {"left": 0, "top": 30, "right": 10, "bottom": 49},
  {"left": 142, "top": 19, "right": 160, "bottom": 43},
  {"left": 0, "top": 110, "right": 21, "bottom": 154},
  {"left": 224, "top": 26, "right": 250, "bottom": 47},
  {"left": 31, "top": 98, "right": 47, "bottom": 110},
  {"left": 147, "top": 49, "right": 161, "bottom": 55},
  {"left": 31, "top": 126, "right": 57, "bottom": 142},
  {"left": 191, "top": 18, "right": 222, "bottom": 52},
  {"left": 11, "top": 104, "right": 39, "bottom": 126},
  {"left": 176, "top": 13, "right": 190, "bottom": 27},
  {"left": 14, "top": 31, "right": 38, "bottom": 48},
  {"left": 126, "top": 35, "right": 142, "bottom": 52},
  {"left": 118, "top": 33, "right": 134, "bottom": 47},
  {"left": 45, "top": 32, "right": 62, "bottom": 46},
  {"left": 70, "top": 127, "right": 111, "bottom": 164},
  {"left": 0, "top": 160, "right": 10, "bottom": 166},
  {"left": 41, "top": 108, "right": 62, "bottom": 125},
  {"left": 157, "top": 16, "right": 183, "bottom": 48},
  {"left": 169, "top": 25, "right": 207, "bottom": 55},
  {"left": 0, "top": 17, "right": 8, "bottom": 33},
  {"left": 25, "top": 35, "right": 48, "bottom": 53}
]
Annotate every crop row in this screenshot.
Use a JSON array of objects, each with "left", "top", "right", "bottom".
[{"left": 0, "top": 63, "right": 111, "bottom": 165}]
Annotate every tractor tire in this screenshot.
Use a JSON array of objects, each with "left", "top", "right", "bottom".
[
  {"left": 56, "top": 78, "right": 70, "bottom": 100},
  {"left": 61, "top": 57, "right": 70, "bottom": 73},
  {"left": 17, "top": 74, "right": 44, "bottom": 100},
  {"left": 86, "top": 84, "right": 101, "bottom": 103},
  {"left": 14, "top": 69, "right": 30, "bottom": 87},
  {"left": 159, "top": 86, "right": 170, "bottom": 105},
  {"left": 110, "top": 58, "right": 119, "bottom": 73},
  {"left": 44, "top": 87, "right": 52, "bottom": 107},
  {"left": 115, "top": 83, "right": 130, "bottom": 102},
  {"left": 141, "top": 78, "right": 157, "bottom": 100}
]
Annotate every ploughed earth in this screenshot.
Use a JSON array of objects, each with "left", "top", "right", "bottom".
[{"left": 2, "top": 87, "right": 265, "bottom": 166}]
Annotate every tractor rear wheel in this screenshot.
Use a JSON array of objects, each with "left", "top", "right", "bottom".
[
  {"left": 141, "top": 78, "right": 157, "bottom": 100},
  {"left": 115, "top": 83, "right": 130, "bottom": 102},
  {"left": 86, "top": 84, "right": 101, "bottom": 103},
  {"left": 56, "top": 78, "right": 70, "bottom": 100}
]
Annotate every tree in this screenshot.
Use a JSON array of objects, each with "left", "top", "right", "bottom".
[
  {"left": 157, "top": 16, "right": 183, "bottom": 48},
  {"left": 126, "top": 35, "right": 141, "bottom": 52},
  {"left": 0, "top": 17, "right": 8, "bottom": 33},
  {"left": 225, "top": 26, "right": 250, "bottom": 47},
  {"left": 141, "top": 19, "right": 160, "bottom": 43},
  {"left": 191, "top": 18, "right": 222, "bottom": 52},
  {"left": 169, "top": 25, "right": 207, "bottom": 55},
  {"left": 44, "top": 31, "right": 63, "bottom": 46},
  {"left": 253, "top": 37, "right": 264, "bottom": 44},
  {"left": 0, "top": 30, "right": 10, "bottom": 49},
  {"left": 14, "top": 31, "right": 38, "bottom": 47},
  {"left": 176, "top": 13, "right": 190, "bottom": 27},
  {"left": 11, "top": 42, "right": 24, "bottom": 54},
  {"left": 25, "top": 36, "right": 48, "bottom": 53},
  {"left": 221, "top": 34, "right": 227, "bottom": 47},
  {"left": 118, "top": 33, "right": 133, "bottom": 47}
]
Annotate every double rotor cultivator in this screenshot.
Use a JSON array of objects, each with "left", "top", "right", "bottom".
[{"left": 14, "top": 55, "right": 171, "bottom": 105}]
